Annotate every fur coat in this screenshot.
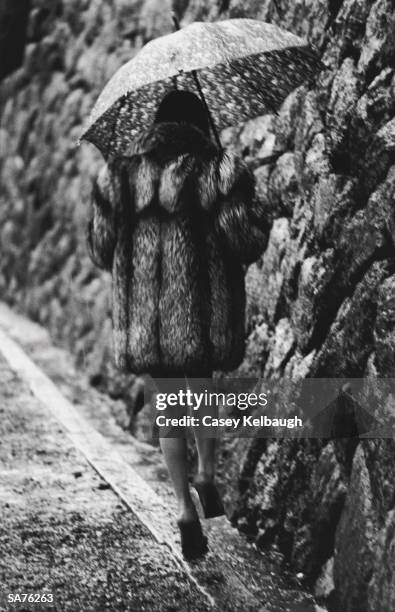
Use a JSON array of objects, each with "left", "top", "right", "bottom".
[{"left": 87, "top": 122, "right": 267, "bottom": 376}]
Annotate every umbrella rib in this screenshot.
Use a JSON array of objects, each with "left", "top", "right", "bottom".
[{"left": 192, "top": 71, "right": 222, "bottom": 150}]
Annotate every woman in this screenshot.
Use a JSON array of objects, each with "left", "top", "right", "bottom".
[{"left": 87, "top": 90, "right": 267, "bottom": 559}]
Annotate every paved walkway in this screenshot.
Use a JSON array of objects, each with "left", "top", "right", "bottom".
[
  {"left": 0, "top": 353, "right": 214, "bottom": 611},
  {"left": 0, "top": 303, "right": 323, "bottom": 612}
]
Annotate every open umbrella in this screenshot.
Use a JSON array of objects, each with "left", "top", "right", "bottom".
[{"left": 81, "top": 17, "right": 321, "bottom": 158}]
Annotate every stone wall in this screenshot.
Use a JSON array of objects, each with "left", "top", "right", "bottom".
[{"left": 0, "top": 1, "right": 394, "bottom": 610}]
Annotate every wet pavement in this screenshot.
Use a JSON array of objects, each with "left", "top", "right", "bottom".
[
  {"left": 0, "top": 354, "right": 212, "bottom": 611},
  {"left": 0, "top": 303, "right": 323, "bottom": 612}
]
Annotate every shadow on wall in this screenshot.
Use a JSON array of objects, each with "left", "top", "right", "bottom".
[{"left": 0, "top": 0, "right": 31, "bottom": 80}]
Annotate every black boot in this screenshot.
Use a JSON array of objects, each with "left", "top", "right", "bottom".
[
  {"left": 177, "top": 518, "right": 208, "bottom": 560},
  {"left": 193, "top": 480, "right": 225, "bottom": 519}
]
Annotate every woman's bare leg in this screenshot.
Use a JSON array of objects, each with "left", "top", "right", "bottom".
[
  {"left": 159, "top": 436, "right": 197, "bottom": 522},
  {"left": 193, "top": 433, "right": 225, "bottom": 518},
  {"left": 194, "top": 436, "right": 216, "bottom": 483},
  {"left": 186, "top": 375, "right": 217, "bottom": 483},
  {"left": 190, "top": 375, "right": 224, "bottom": 518}
]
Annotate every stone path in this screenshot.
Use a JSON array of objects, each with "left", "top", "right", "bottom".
[
  {"left": 0, "top": 353, "right": 213, "bottom": 611},
  {"left": 0, "top": 303, "right": 323, "bottom": 612}
]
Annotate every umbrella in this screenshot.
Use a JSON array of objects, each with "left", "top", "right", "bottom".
[{"left": 81, "top": 17, "right": 321, "bottom": 157}]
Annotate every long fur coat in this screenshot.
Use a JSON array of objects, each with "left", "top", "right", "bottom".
[{"left": 87, "top": 122, "right": 267, "bottom": 376}]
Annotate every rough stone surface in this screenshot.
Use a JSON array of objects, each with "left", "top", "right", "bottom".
[
  {"left": 333, "top": 445, "right": 376, "bottom": 612},
  {"left": 0, "top": 1, "right": 394, "bottom": 610}
]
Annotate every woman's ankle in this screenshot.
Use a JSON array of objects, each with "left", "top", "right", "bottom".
[
  {"left": 177, "top": 499, "right": 198, "bottom": 523},
  {"left": 195, "top": 470, "right": 215, "bottom": 484}
]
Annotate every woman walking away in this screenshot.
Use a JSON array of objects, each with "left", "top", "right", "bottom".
[{"left": 87, "top": 90, "right": 267, "bottom": 560}]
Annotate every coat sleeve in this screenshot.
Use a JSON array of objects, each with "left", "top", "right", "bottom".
[
  {"left": 86, "top": 164, "right": 117, "bottom": 272},
  {"left": 213, "top": 152, "right": 268, "bottom": 265}
]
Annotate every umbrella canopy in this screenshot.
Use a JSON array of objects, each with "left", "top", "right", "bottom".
[{"left": 81, "top": 19, "right": 321, "bottom": 157}]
